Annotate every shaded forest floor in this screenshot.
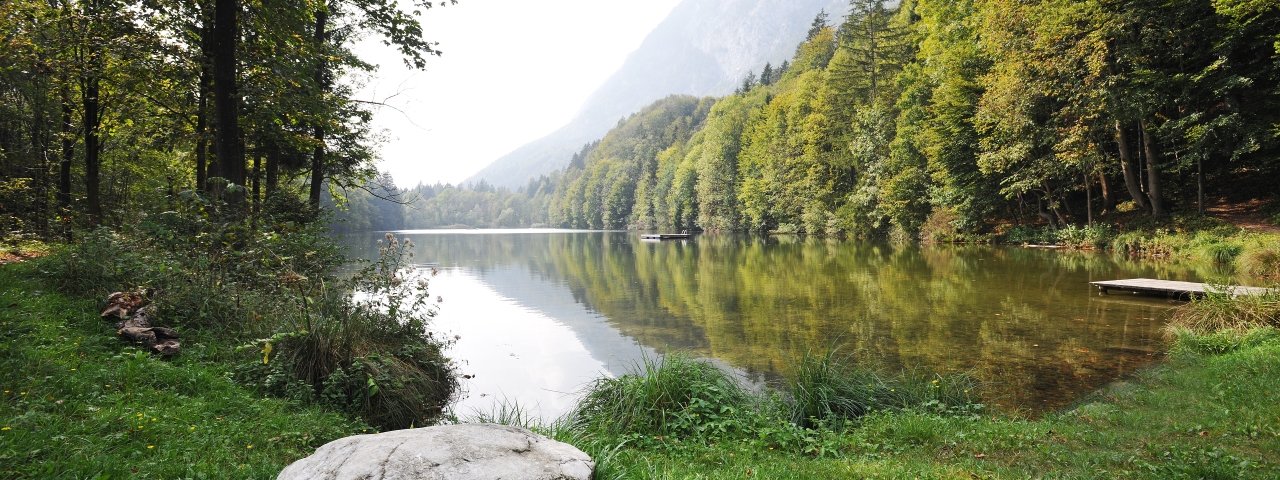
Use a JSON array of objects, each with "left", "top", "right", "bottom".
[{"left": 1205, "top": 197, "right": 1280, "bottom": 234}]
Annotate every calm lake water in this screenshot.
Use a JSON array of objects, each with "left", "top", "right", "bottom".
[{"left": 340, "top": 229, "right": 1223, "bottom": 420}]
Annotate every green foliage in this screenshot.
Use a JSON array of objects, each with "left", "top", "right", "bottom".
[
  {"left": 0, "top": 261, "right": 367, "bottom": 479},
  {"left": 1004, "top": 223, "right": 1116, "bottom": 249},
  {"left": 545, "top": 96, "right": 714, "bottom": 230},
  {"left": 39, "top": 200, "right": 457, "bottom": 430},
  {"left": 234, "top": 233, "right": 457, "bottom": 430},
  {"left": 569, "top": 354, "right": 755, "bottom": 443},
  {"left": 396, "top": 0, "right": 1280, "bottom": 241},
  {"left": 787, "top": 351, "right": 981, "bottom": 429}
]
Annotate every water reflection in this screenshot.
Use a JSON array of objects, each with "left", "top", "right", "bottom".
[{"left": 342, "top": 230, "right": 1214, "bottom": 418}]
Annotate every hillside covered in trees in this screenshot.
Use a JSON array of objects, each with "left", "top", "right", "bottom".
[{"left": 399, "top": 0, "right": 1279, "bottom": 239}]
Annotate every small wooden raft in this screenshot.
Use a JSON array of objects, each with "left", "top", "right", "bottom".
[
  {"left": 1091, "top": 278, "right": 1273, "bottom": 299},
  {"left": 640, "top": 233, "right": 691, "bottom": 240}
]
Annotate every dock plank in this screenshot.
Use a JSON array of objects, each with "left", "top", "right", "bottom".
[
  {"left": 640, "top": 233, "right": 691, "bottom": 240},
  {"left": 1090, "top": 278, "right": 1273, "bottom": 299}
]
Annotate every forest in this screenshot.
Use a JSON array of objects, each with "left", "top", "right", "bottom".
[
  {"left": 0, "top": 0, "right": 453, "bottom": 238},
  {"left": 5, "top": 1, "right": 1275, "bottom": 239},
  {"left": 399, "top": 0, "right": 1279, "bottom": 240}
]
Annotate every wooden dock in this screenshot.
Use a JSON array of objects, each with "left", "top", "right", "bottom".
[
  {"left": 1091, "top": 278, "right": 1273, "bottom": 299},
  {"left": 640, "top": 233, "right": 691, "bottom": 240}
]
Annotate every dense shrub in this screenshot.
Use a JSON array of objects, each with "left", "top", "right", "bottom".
[
  {"left": 39, "top": 194, "right": 458, "bottom": 431},
  {"left": 235, "top": 233, "right": 457, "bottom": 430},
  {"left": 1004, "top": 224, "right": 1114, "bottom": 249}
]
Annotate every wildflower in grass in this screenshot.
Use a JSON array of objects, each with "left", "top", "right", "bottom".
[
  {"left": 2, "top": 426, "right": 10, "bottom": 431},
  {"left": 246, "top": 444, "right": 253, "bottom": 449},
  {"left": 147, "top": 445, "right": 155, "bottom": 449}
]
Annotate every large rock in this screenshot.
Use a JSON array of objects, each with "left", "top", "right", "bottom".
[{"left": 277, "top": 423, "right": 594, "bottom": 480}]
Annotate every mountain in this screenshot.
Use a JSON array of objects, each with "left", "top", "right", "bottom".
[{"left": 467, "top": 0, "right": 849, "bottom": 189}]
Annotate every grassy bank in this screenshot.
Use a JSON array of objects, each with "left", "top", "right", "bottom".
[
  {"left": 2, "top": 201, "right": 458, "bottom": 477},
  {"left": 1003, "top": 215, "right": 1280, "bottom": 281},
  {"left": 0, "top": 260, "right": 367, "bottom": 478},
  {"left": 503, "top": 289, "right": 1280, "bottom": 479},
  {"left": 533, "top": 327, "right": 1280, "bottom": 478}
]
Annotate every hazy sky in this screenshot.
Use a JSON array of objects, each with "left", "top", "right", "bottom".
[{"left": 353, "top": 0, "right": 683, "bottom": 187}]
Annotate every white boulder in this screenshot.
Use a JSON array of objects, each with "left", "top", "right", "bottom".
[{"left": 278, "top": 423, "right": 594, "bottom": 480}]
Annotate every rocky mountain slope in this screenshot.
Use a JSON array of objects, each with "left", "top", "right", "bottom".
[{"left": 468, "top": 0, "right": 848, "bottom": 189}]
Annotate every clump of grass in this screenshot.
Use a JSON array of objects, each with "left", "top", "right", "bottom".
[
  {"left": 467, "top": 398, "right": 549, "bottom": 433},
  {"left": 788, "top": 351, "right": 880, "bottom": 426},
  {"left": 568, "top": 354, "right": 753, "bottom": 441},
  {"left": 1238, "top": 244, "right": 1280, "bottom": 279},
  {"left": 787, "top": 351, "right": 981, "bottom": 428},
  {"left": 1167, "top": 291, "right": 1280, "bottom": 334},
  {"left": 1169, "top": 327, "right": 1280, "bottom": 356}
]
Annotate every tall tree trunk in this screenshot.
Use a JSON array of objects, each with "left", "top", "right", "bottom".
[
  {"left": 195, "top": 5, "right": 213, "bottom": 191},
  {"left": 32, "top": 79, "right": 50, "bottom": 237},
  {"left": 1139, "top": 118, "right": 1164, "bottom": 217},
  {"left": 251, "top": 152, "right": 261, "bottom": 213},
  {"left": 212, "top": 0, "right": 244, "bottom": 190},
  {"left": 308, "top": 7, "right": 328, "bottom": 210},
  {"left": 1115, "top": 120, "right": 1149, "bottom": 212},
  {"left": 195, "top": 79, "right": 209, "bottom": 191},
  {"left": 1196, "top": 156, "right": 1204, "bottom": 214},
  {"left": 1098, "top": 172, "right": 1113, "bottom": 213},
  {"left": 58, "top": 84, "right": 73, "bottom": 219},
  {"left": 265, "top": 143, "right": 279, "bottom": 197},
  {"left": 82, "top": 74, "right": 101, "bottom": 226},
  {"left": 1084, "top": 171, "right": 1093, "bottom": 226}
]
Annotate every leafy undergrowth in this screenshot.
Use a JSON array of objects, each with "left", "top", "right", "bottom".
[
  {"left": 570, "top": 330, "right": 1280, "bottom": 479},
  {"left": 0, "top": 261, "right": 367, "bottom": 479}
]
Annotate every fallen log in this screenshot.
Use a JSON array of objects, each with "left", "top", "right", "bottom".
[
  {"left": 101, "top": 289, "right": 148, "bottom": 319},
  {"left": 103, "top": 290, "right": 180, "bottom": 356},
  {"left": 117, "top": 326, "right": 181, "bottom": 356}
]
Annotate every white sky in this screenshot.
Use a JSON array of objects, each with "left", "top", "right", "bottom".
[{"left": 352, "top": 0, "right": 683, "bottom": 187}]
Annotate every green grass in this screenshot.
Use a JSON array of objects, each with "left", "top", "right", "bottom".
[
  {"left": 0, "top": 261, "right": 368, "bottom": 479},
  {"left": 569, "top": 331, "right": 1280, "bottom": 478},
  {"left": 1168, "top": 291, "right": 1280, "bottom": 333},
  {"left": 1110, "top": 221, "right": 1280, "bottom": 281}
]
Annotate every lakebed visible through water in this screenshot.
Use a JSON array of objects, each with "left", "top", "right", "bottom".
[{"left": 340, "top": 229, "right": 1230, "bottom": 420}]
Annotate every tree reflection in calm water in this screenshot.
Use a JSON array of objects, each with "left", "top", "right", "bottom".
[{"left": 344, "top": 230, "right": 1215, "bottom": 414}]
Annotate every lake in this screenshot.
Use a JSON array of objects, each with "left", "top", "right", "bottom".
[{"left": 341, "top": 229, "right": 1219, "bottom": 420}]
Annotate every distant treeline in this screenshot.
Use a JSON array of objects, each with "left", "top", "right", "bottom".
[{"left": 378, "top": 0, "right": 1280, "bottom": 237}]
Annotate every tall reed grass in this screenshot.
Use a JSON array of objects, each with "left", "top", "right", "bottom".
[
  {"left": 1167, "top": 290, "right": 1280, "bottom": 334},
  {"left": 787, "top": 351, "right": 981, "bottom": 428},
  {"left": 567, "top": 354, "right": 753, "bottom": 441}
]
